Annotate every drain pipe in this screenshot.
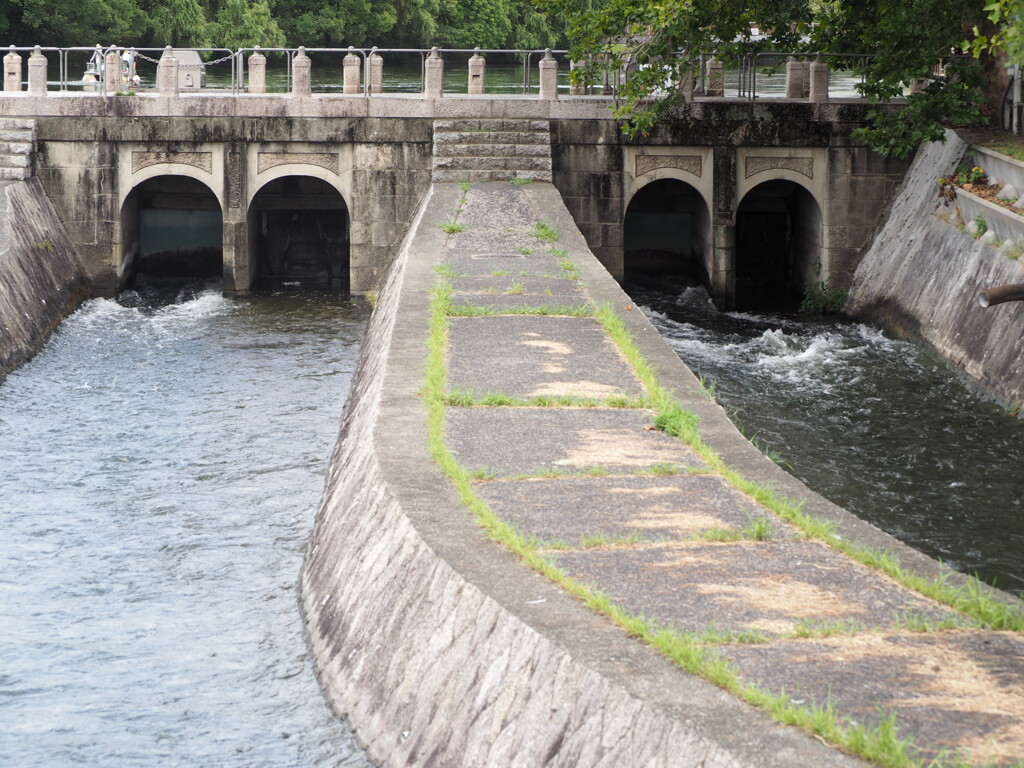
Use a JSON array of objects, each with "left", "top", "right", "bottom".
[{"left": 978, "top": 283, "right": 1024, "bottom": 307}]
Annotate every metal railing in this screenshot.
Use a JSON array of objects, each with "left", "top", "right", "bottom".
[{"left": 0, "top": 44, "right": 911, "bottom": 101}]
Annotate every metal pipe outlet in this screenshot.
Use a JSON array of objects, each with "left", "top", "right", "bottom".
[{"left": 978, "top": 283, "right": 1024, "bottom": 307}]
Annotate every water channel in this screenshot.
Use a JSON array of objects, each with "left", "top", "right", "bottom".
[
  {"left": 0, "top": 282, "right": 371, "bottom": 767},
  {"left": 630, "top": 283, "right": 1024, "bottom": 598}
]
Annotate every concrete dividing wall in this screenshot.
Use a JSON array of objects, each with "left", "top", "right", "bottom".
[
  {"left": 846, "top": 132, "right": 1024, "bottom": 411},
  {"left": 300, "top": 182, "right": 967, "bottom": 767},
  {"left": 0, "top": 178, "right": 90, "bottom": 382}
]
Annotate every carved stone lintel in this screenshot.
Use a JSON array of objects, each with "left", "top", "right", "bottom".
[
  {"left": 745, "top": 156, "right": 814, "bottom": 180},
  {"left": 636, "top": 154, "right": 702, "bottom": 178},
  {"left": 227, "top": 152, "right": 242, "bottom": 209},
  {"left": 257, "top": 152, "right": 339, "bottom": 175},
  {"left": 132, "top": 151, "right": 213, "bottom": 175}
]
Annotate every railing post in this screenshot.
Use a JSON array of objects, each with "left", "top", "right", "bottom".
[
  {"left": 802, "top": 60, "right": 811, "bottom": 98},
  {"left": 705, "top": 57, "right": 724, "bottom": 97},
  {"left": 569, "top": 59, "right": 587, "bottom": 96},
  {"left": 104, "top": 48, "right": 122, "bottom": 93},
  {"left": 4, "top": 46, "right": 23, "bottom": 92},
  {"left": 468, "top": 48, "right": 484, "bottom": 94},
  {"left": 424, "top": 47, "right": 444, "bottom": 97},
  {"left": 676, "top": 61, "right": 694, "bottom": 101},
  {"left": 28, "top": 46, "right": 47, "bottom": 96},
  {"left": 368, "top": 48, "right": 383, "bottom": 94},
  {"left": 292, "top": 46, "right": 311, "bottom": 96},
  {"left": 158, "top": 46, "right": 178, "bottom": 97},
  {"left": 809, "top": 53, "right": 828, "bottom": 103},
  {"left": 538, "top": 48, "right": 558, "bottom": 100},
  {"left": 248, "top": 47, "right": 266, "bottom": 94},
  {"left": 785, "top": 56, "right": 804, "bottom": 98},
  {"left": 343, "top": 46, "right": 361, "bottom": 94}
]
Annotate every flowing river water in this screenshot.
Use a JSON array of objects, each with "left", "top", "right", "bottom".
[
  {"left": 2, "top": 272, "right": 1021, "bottom": 765},
  {"left": 631, "top": 283, "right": 1024, "bottom": 598},
  {"left": 0, "top": 282, "right": 371, "bottom": 767}
]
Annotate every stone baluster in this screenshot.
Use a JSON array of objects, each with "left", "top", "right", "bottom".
[
  {"left": 705, "top": 57, "right": 724, "bottom": 97},
  {"left": 248, "top": 47, "right": 267, "bottom": 94},
  {"left": 292, "top": 47, "right": 311, "bottom": 97},
  {"left": 809, "top": 53, "right": 829, "bottom": 103},
  {"left": 104, "top": 48, "right": 122, "bottom": 93},
  {"left": 785, "top": 56, "right": 804, "bottom": 98},
  {"left": 158, "top": 46, "right": 179, "bottom": 97},
  {"left": 569, "top": 60, "right": 587, "bottom": 96},
  {"left": 676, "top": 64, "right": 694, "bottom": 101},
  {"left": 368, "top": 48, "right": 383, "bottom": 94},
  {"left": 424, "top": 47, "right": 444, "bottom": 98},
  {"left": 343, "top": 47, "right": 361, "bottom": 94},
  {"left": 538, "top": 49, "right": 558, "bottom": 100},
  {"left": 28, "top": 46, "right": 47, "bottom": 96},
  {"left": 468, "top": 48, "right": 484, "bottom": 94},
  {"left": 4, "top": 47, "right": 23, "bottom": 92}
]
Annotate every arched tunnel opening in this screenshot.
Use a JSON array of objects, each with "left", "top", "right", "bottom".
[
  {"left": 735, "top": 180, "right": 821, "bottom": 311},
  {"left": 623, "top": 179, "right": 711, "bottom": 288},
  {"left": 248, "top": 176, "right": 349, "bottom": 290},
  {"left": 120, "top": 176, "right": 223, "bottom": 291}
]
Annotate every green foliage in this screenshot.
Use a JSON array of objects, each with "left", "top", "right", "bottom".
[
  {"left": 955, "top": 164, "right": 988, "bottom": 185},
  {"left": 973, "top": 213, "right": 989, "bottom": 236},
  {"left": 540, "top": 0, "right": 990, "bottom": 157},
  {"left": 150, "top": 0, "right": 211, "bottom": 46},
  {"left": 532, "top": 221, "right": 559, "bottom": 242},
  {"left": 800, "top": 279, "right": 847, "bottom": 314},
  {"left": 212, "top": 0, "right": 285, "bottom": 48},
  {"left": 8, "top": 0, "right": 144, "bottom": 45}
]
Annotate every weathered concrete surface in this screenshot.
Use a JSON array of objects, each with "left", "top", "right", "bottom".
[
  {"left": 846, "top": 131, "right": 1024, "bottom": 410},
  {"left": 302, "top": 178, "right": 1024, "bottom": 766},
  {"left": 301, "top": 184, "right": 873, "bottom": 767},
  {"left": 0, "top": 178, "right": 90, "bottom": 382}
]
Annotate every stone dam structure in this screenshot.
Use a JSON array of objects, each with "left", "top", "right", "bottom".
[{"left": 3, "top": 57, "right": 1024, "bottom": 767}]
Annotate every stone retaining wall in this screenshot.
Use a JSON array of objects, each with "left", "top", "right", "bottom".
[
  {"left": 846, "top": 132, "right": 1024, "bottom": 411},
  {"left": 0, "top": 178, "right": 90, "bottom": 382}
]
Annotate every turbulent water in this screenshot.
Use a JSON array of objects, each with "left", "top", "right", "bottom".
[
  {"left": 632, "top": 284, "right": 1024, "bottom": 597},
  {"left": 0, "top": 282, "right": 371, "bottom": 767}
]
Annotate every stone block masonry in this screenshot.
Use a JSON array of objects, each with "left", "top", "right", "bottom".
[{"left": 0, "top": 176, "right": 91, "bottom": 381}]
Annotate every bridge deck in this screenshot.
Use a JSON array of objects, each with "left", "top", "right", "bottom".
[{"left": 304, "top": 179, "right": 1024, "bottom": 767}]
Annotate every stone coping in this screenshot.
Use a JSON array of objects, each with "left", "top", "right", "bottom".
[{"left": 0, "top": 93, "right": 879, "bottom": 121}]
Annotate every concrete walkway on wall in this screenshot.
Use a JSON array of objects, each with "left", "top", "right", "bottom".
[{"left": 303, "top": 179, "right": 1024, "bottom": 768}]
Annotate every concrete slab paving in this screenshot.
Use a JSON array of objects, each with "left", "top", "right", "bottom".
[
  {"left": 448, "top": 293, "right": 592, "bottom": 313},
  {"left": 550, "top": 540, "right": 958, "bottom": 638},
  {"left": 718, "top": 631, "right": 1024, "bottom": 765},
  {"left": 443, "top": 252, "right": 564, "bottom": 277},
  {"left": 447, "top": 316, "right": 645, "bottom": 400},
  {"left": 401, "top": 181, "right": 1024, "bottom": 765},
  {"left": 474, "top": 474, "right": 802, "bottom": 544},
  {"left": 445, "top": 407, "right": 705, "bottom": 476},
  {"left": 450, "top": 275, "right": 580, "bottom": 296}
]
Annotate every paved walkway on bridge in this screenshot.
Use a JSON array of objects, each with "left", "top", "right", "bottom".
[{"left": 425, "top": 180, "right": 1024, "bottom": 767}]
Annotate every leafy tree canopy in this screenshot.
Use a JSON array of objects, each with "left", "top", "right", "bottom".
[{"left": 537, "top": 0, "right": 998, "bottom": 157}]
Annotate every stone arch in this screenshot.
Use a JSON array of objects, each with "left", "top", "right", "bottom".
[
  {"left": 734, "top": 178, "right": 823, "bottom": 310},
  {"left": 121, "top": 160, "right": 225, "bottom": 213},
  {"left": 246, "top": 174, "right": 350, "bottom": 290},
  {"left": 622, "top": 177, "right": 712, "bottom": 288},
  {"left": 118, "top": 174, "right": 224, "bottom": 292},
  {"left": 249, "top": 162, "right": 353, "bottom": 214}
]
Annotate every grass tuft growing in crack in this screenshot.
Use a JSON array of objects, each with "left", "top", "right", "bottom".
[{"left": 533, "top": 221, "right": 559, "bottom": 242}]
